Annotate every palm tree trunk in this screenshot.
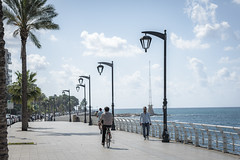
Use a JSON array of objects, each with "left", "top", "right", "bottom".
[
  {"left": 0, "top": 0, "right": 9, "bottom": 159},
  {"left": 21, "top": 36, "right": 28, "bottom": 131}
]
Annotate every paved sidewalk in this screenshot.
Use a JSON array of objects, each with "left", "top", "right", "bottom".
[{"left": 7, "top": 122, "right": 240, "bottom": 160}]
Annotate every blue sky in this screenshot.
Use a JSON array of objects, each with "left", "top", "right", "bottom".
[{"left": 4, "top": 0, "right": 240, "bottom": 109}]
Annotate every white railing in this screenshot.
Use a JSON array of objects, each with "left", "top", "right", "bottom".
[{"left": 115, "top": 117, "right": 240, "bottom": 155}]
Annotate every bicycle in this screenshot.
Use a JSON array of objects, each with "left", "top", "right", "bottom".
[{"left": 105, "top": 127, "right": 112, "bottom": 148}]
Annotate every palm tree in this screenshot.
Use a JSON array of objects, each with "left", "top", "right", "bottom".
[
  {"left": 3, "top": 0, "right": 59, "bottom": 131},
  {"left": 8, "top": 70, "right": 41, "bottom": 107},
  {"left": 0, "top": 0, "right": 9, "bottom": 159}
]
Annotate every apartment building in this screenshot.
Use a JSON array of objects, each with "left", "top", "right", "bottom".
[{"left": 5, "top": 49, "right": 12, "bottom": 85}]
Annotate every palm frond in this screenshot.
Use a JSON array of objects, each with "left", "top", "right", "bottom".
[
  {"left": 13, "top": 28, "right": 20, "bottom": 37},
  {"left": 29, "top": 31, "right": 41, "bottom": 48},
  {"left": 3, "top": 6, "right": 19, "bottom": 25},
  {"left": 4, "top": 0, "right": 59, "bottom": 49}
]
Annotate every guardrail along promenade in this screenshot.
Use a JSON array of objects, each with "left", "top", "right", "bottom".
[
  {"left": 7, "top": 117, "right": 240, "bottom": 160},
  {"left": 115, "top": 118, "right": 240, "bottom": 155}
]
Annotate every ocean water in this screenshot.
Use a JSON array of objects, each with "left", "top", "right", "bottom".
[{"left": 114, "top": 107, "right": 240, "bottom": 127}]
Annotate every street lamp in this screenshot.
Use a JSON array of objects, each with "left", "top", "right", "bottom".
[
  {"left": 76, "top": 84, "right": 87, "bottom": 123},
  {"left": 62, "top": 89, "right": 71, "bottom": 122},
  {"left": 97, "top": 61, "right": 115, "bottom": 130},
  {"left": 79, "top": 75, "right": 92, "bottom": 125},
  {"left": 53, "top": 94, "right": 56, "bottom": 121},
  {"left": 140, "top": 30, "right": 169, "bottom": 142}
]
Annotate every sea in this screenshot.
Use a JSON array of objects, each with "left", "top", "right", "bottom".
[{"left": 114, "top": 107, "right": 240, "bottom": 127}]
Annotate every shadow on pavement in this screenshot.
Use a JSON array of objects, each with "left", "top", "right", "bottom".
[
  {"left": 37, "top": 132, "right": 100, "bottom": 136},
  {"left": 109, "top": 147, "right": 129, "bottom": 150},
  {"left": 28, "top": 127, "right": 54, "bottom": 130}
]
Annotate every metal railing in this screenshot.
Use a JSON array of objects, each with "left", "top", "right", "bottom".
[{"left": 115, "top": 117, "right": 240, "bottom": 155}]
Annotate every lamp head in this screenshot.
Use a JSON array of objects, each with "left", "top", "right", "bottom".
[
  {"left": 97, "top": 64, "right": 104, "bottom": 75},
  {"left": 140, "top": 34, "right": 152, "bottom": 52},
  {"left": 76, "top": 85, "right": 80, "bottom": 92},
  {"left": 79, "top": 77, "right": 83, "bottom": 84}
]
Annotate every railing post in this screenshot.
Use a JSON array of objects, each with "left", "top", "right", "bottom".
[
  {"left": 180, "top": 124, "right": 188, "bottom": 144},
  {"left": 215, "top": 132, "right": 219, "bottom": 148},
  {"left": 135, "top": 120, "right": 138, "bottom": 133},
  {"left": 230, "top": 133, "right": 235, "bottom": 152},
  {"left": 233, "top": 128, "right": 240, "bottom": 153},
  {"left": 115, "top": 118, "right": 119, "bottom": 130},
  {"left": 130, "top": 120, "right": 133, "bottom": 133},
  {"left": 217, "top": 127, "right": 227, "bottom": 153},
  {"left": 202, "top": 125, "right": 212, "bottom": 150},
  {"left": 190, "top": 124, "right": 199, "bottom": 147},
  {"left": 126, "top": 119, "right": 129, "bottom": 132},
  {"left": 172, "top": 122, "right": 179, "bottom": 142}
]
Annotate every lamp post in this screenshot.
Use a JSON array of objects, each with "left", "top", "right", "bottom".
[
  {"left": 140, "top": 30, "right": 169, "bottom": 142},
  {"left": 53, "top": 94, "right": 56, "bottom": 121},
  {"left": 62, "top": 89, "right": 71, "bottom": 122},
  {"left": 76, "top": 84, "right": 87, "bottom": 123},
  {"left": 97, "top": 61, "right": 115, "bottom": 130},
  {"left": 79, "top": 75, "right": 92, "bottom": 125}
]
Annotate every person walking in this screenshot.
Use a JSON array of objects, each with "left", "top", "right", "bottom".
[
  {"left": 100, "top": 107, "right": 113, "bottom": 146},
  {"left": 97, "top": 108, "right": 103, "bottom": 134},
  {"left": 140, "top": 106, "right": 151, "bottom": 140}
]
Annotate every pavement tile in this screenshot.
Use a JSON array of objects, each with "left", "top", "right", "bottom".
[{"left": 7, "top": 121, "right": 240, "bottom": 160}]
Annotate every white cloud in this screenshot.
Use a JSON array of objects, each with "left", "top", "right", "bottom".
[
  {"left": 172, "top": 0, "right": 230, "bottom": 49},
  {"left": 28, "top": 54, "right": 49, "bottom": 71},
  {"left": 50, "top": 64, "right": 84, "bottom": 87},
  {"left": 219, "top": 56, "right": 240, "bottom": 64},
  {"left": 233, "top": 0, "right": 240, "bottom": 4},
  {"left": 171, "top": 33, "right": 209, "bottom": 49},
  {"left": 186, "top": 0, "right": 230, "bottom": 39},
  {"left": 188, "top": 57, "right": 208, "bottom": 86},
  {"left": 224, "top": 46, "right": 234, "bottom": 51},
  {"left": 185, "top": 0, "right": 217, "bottom": 24},
  {"left": 219, "top": 57, "right": 230, "bottom": 64},
  {"left": 193, "top": 22, "right": 229, "bottom": 39},
  {"left": 119, "top": 71, "right": 144, "bottom": 89},
  {"left": 80, "top": 31, "right": 143, "bottom": 57},
  {"left": 213, "top": 68, "right": 237, "bottom": 82},
  {"left": 50, "top": 35, "right": 58, "bottom": 41}
]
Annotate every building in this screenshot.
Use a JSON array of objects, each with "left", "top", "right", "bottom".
[{"left": 5, "top": 49, "right": 12, "bottom": 85}]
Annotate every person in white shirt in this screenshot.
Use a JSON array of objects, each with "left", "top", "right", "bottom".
[
  {"left": 140, "top": 106, "right": 151, "bottom": 140},
  {"left": 97, "top": 108, "right": 103, "bottom": 134},
  {"left": 100, "top": 107, "right": 113, "bottom": 145}
]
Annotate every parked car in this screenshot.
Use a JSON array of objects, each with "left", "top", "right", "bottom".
[{"left": 6, "top": 114, "right": 11, "bottom": 126}]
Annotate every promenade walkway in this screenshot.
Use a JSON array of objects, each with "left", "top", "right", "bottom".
[{"left": 7, "top": 121, "right": 240, "bottom": 160}]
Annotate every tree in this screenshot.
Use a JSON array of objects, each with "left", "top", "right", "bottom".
[
  {"left": 8, "top": 71, "right": 42, "bottom": 121},
  {"left": 8, "top": 71, "right": 41, "bottom": 103},
  {"left": 0, "top": 0, "right": 8, "bottom": 159},
  {"left": 3, "top": 0, "right": 59, "bottom": 131}
]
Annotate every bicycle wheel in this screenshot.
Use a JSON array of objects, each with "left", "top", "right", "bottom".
[{"left": 106, "top": 132, "right": 111, "bottom": 148}]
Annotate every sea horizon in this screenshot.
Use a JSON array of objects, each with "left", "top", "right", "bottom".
[{"left": 112, "top": 107, "right": 240, "bottom": 127}]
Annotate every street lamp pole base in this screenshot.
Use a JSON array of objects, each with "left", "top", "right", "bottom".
[
  {"left": 111, "top": 124, "right": 116, "bottom": 130},
  {"left": 89, "top": 119, "right": 92, "bottom": 125},
  {"left": 162, "top": 130, "right": 170, "bottom": 143}
]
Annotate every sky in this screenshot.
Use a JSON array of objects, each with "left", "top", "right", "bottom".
[{"left": 4, "top": 0, "right": 240, "bottom": 109}]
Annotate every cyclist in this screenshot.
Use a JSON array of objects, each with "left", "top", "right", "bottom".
[
  {"left": 100, "top": 106, "right": 113, "bottom": 146},
  {"left": 97, "top": 108, "right": 103, "bottom": 134}
]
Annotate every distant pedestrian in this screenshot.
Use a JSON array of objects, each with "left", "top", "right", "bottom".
[
  {"left": 140, "top": 106, "right": 151, "bottom": 140},
  {"left": 97, "top": 108, "right": 103, "bottom": 134}
]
